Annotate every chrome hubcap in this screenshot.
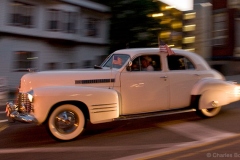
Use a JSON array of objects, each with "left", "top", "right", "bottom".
[
  {"left": 206, "top": 108, "right": 215, "bottom": 112},
  {"left": 55, "top": 111, "right": 79, "bottom": 134}
]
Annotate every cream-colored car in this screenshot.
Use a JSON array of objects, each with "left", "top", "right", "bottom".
[{"left": 6, "top": 48, "right": 240, "bottom": 141}]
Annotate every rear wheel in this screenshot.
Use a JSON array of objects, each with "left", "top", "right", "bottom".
[
  {"left": 48, "top": 104, "right": 85, "bottom": 141},
  {"left": 196, "top": 107, "right": 221, "bottom": 118}
]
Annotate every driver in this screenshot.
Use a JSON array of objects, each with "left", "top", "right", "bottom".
[{"left": 141, "top": 57, "right": 154, "bottom": 71}]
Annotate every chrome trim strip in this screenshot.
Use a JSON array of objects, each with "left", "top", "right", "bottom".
[
  {"left": 91, "top": 103, "right": 117, "bottom": 107},
  {"left": 75, "top": 78, "right": 115, "bottom": 84},
  {"left": 115, "top": 108, "right": 196, "bottom": 121},
  {"left": 92, "top": 110, "right": 116, "bottom": 113},
  {"left": 91, "top": 107, "right": 116, "bottom": 110}
]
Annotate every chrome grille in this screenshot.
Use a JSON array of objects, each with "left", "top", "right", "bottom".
[{"left": 16, "top": 93, "right": 32, "bottom": 113}]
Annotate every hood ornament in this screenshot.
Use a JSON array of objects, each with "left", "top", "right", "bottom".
[{"left": 27, "top": 68, "right": 37, "bottom": 72}]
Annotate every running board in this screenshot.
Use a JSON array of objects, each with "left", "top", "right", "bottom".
[{"left": 114, "top": 108, "right": 196, "bottom": 121}]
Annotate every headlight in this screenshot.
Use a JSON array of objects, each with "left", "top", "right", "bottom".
[
  {"left": 234, "top": 86, "right": 240, "bottom": 96},
  {"left": 27, "top": 90, "right": 34, "bottom": 102}
]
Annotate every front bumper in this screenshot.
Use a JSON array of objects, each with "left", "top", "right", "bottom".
[{"left": 6, "top": 102, "right": 37, "bottom": 123}]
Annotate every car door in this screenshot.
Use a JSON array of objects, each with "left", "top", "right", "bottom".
[
  {"left": 120, "top": 55, "right": 170, "bottom": 115},
  {"left": 166, "top": 55, "right": 200, "bottom": 109}
]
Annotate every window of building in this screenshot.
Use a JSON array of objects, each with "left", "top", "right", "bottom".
[
  {"left": 213, "top": 13, "right": 228, "bottom": 46},
  {"left": 85, "top": 18, "right": 99, "bottom": 37},
  {"left": 9, "top": 1, "right": 35, "bottom": 27},
  {"left": 167, "top": 55, "right": 195, "bottom": 70},
  {"left": 83, "top": 60, "right": 92, "bottom": 68},
  {"left": 13, "top": 51, "right": 36, "bottom": 71},
  {"left": 47, "top": 9, "right": 60, "bottom": 31},
  {"left": 47, "top": 9, "right": 77, "bottom": 33},
  {"left": 46, "top": 62, "right": 59, "bottom": 70},
  {"left": 66, "top": 62, "right": 77, "bottom": 69},
  {"left": 62, "top": 12, "right": 77, "bottom": 33}
]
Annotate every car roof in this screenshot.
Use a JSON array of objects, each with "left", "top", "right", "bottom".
[
  {"left": 113, "top": 48, "right": 211, "bottom": 70},
  {"left": 114, "top": 48, "right": 192, "bottom": 57}
]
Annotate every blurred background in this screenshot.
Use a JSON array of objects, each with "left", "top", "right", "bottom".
[{"left": 0, "top": 0, "right": 240, "bottom": 99}]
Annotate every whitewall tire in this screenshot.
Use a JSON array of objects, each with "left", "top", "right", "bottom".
[
  {"left": 197, "top": 107, "right": 221, "bottom": 118},
  {"left": 48, "top": 104, "right": 85, "bottom": 141}
]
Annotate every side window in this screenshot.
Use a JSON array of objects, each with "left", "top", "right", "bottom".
[
  {"left": 13, "top": 51, "right": 37, "bottom": 72},
  {"left": 47, "top": 9, "right": 60, "bottom": 31},
  {"left": 9, "top": 1, "right": 35, "bottom": 28},
  {"left": 130, "top": 57, "right": 140, "bottom": 71},
  {"left": 184, "top": 57, "right": 195, "bottom": 70},
  {"left": 45, "top": 62, "right": 59, "bottom": 70},
  {"left": 130, "top": 55, "right": 161, "bottom": 71},
  {"left": 85, "top": 18, "right": 99, "bottom": 37},
  {"left": 167, "top": 55, "right": 195, "bottom": 70}
]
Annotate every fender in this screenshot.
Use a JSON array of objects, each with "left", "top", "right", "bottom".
[
  {"left": 31, "top": 86, "right": 120, "bottom": 124},
  {"left": 191, "top": 78, "right": 240, "bottom": 109}
]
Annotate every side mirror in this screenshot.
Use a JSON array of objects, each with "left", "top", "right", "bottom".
[
  {"left": 128, "top": 61, "right": 132, "bottom": 67},
  {"left": 126, "top": 61, "right": 132, "bottom": 71}
]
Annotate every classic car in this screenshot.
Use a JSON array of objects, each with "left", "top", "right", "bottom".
[{"left": 6, "top": 48, "right": 240, "bottom": 141}]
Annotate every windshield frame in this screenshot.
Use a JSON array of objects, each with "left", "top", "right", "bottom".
[{"left": 100, "top": 54, "right": 130, "bottom": 69}]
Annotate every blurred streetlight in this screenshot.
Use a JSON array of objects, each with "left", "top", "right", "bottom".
[{"left": 158, "top": 0, "right": 193, "bottom": 11}]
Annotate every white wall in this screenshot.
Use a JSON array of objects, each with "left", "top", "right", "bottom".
[
  {"left": 0, "top": 1, "right": 108, "bottom": 44},
  {"left": 194, "top": 3, "right": 212, "bottom": 59},
  {"left": 0, "top": 36, "right": 108, "bottom": 89}
]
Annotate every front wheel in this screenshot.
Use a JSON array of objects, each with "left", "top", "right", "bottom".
[
  {"left": 48, "top": 104, "right": 85, "bottom": 141},
  {"left": 196, "top": 107, "right": 221, "bottom": 118}
]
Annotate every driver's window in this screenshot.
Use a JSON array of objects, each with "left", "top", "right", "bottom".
[
  {"left": 130, "top": 55, "right": 161, "bottom": 71},
  {"left": 131, "top": 57, "right": 141, "bottom": 71}
]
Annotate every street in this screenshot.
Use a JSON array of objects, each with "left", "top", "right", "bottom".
[
  {"left": 0, "top": 100, "right": 240, "bottom": 160},
  {"left": 0, "top": 75, "right": 239, "bottom": 160}
]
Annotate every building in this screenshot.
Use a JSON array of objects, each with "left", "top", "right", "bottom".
[
  {"left": 156, "top": 3, "right": 184, "bottom": 49},
  {"left": 0, "top": 0, "right": 110, "bottom": 90},
  {"left": 191, "top": 0, "right": 212, "bottom": 59},
  {"left": 210, "top": 0, "right": 240, "bottom": 75},
  {"left": 158, "top": 0, "right": 240, "bottom": 75}
]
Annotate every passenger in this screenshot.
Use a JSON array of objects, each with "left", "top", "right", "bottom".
[{"left": 141, "top": 58, "right": 154, "bottom": 71}]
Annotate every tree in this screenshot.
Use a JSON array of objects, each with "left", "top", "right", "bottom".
[{"left": 91, "top": 0, "right": 162, "bottom": 53}]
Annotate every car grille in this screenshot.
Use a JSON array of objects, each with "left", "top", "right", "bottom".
[{"left": 16, "top": 93, "right": 32, "bottom": 113}]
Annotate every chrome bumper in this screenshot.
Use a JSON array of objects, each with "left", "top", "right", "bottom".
[{"left": 5, "top": 102, "right": 37, "bottom": 123}]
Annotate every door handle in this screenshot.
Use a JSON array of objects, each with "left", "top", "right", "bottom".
[{"left": 160, "top": 76, "right": 168, "bottom": 78}]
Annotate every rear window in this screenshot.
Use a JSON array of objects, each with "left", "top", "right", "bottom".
[{"left": 167, "top": 55, "right": 195, "bottom": 70}]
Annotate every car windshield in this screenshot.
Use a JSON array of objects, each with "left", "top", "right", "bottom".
[{"left": 101, "top": 54, "right": 130, "bottom": 69}]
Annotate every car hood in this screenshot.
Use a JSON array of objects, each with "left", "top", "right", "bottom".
[{"left": 19, "top": 68, "right": 119, "bottom": 92}]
